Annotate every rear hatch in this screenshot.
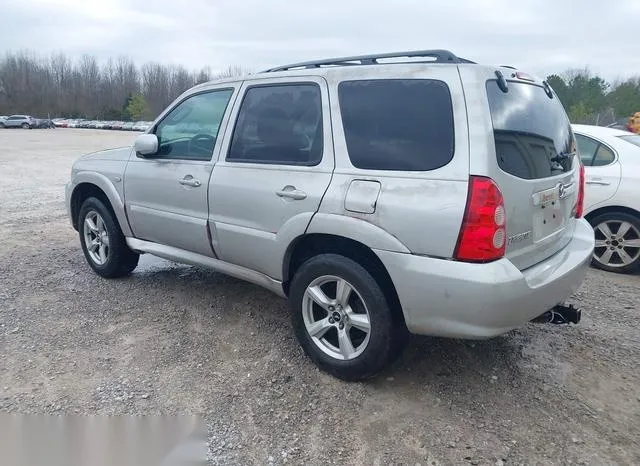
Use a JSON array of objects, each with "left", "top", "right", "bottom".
[{"left": 485, "top": 76, "right": 580, "bottom": 270}]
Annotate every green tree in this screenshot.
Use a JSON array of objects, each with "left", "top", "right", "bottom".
[
  {"left": 568, "top": 102, "right": 591, "bottom": 123},
  {"left": 547, "top": 74, "right": 569, "bottom": 107},
  {"left": 606, "top": 79, "right": 640, "bottom": 118},
  {"left": 126, "top": 93, "right": 149, "bottom": 120}
]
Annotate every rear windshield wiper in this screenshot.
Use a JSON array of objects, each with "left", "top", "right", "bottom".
[
  {"left": 551, "top": 151, "right": 573, "bottom": 163},
  {"left": 550, "top": 151, "right": 574, "bottom": 171}
]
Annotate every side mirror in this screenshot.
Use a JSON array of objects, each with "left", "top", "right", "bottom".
[{"left": 134, "top": 134, "right": 158, "bottom": 156}]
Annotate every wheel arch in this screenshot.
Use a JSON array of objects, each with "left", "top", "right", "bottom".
[
  {"left": 70, "top": 175, "right": 132, "bottom": 236},
  {"left": 282, "top": 233, "right": 406, "bottom": 327},
  {"left": 585, "top": 205, "right": 640, "bottom": 224}
]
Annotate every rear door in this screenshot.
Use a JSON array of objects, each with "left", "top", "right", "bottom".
[
  {"left": 209, "top": 76, "right": 333, "bottom": 280},
  {"left": 574, "top": 132, "right": 621, "bottom": 211},
  {"left": 483, "top": 78, "right": 581, "bottom": 270}
]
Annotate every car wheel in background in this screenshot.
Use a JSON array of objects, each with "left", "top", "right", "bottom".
[
  {"left": 78, "top": 197, "right": 139, "bottom": 278},
  {"left": 289, "top": 254, "right": 408, "bottom": 381},
  {"left": 590, "top": 211, "right": 640, "bottom": 274}
]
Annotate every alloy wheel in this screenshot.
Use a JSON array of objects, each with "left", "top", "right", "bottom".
[
  {"left": 302, "top": 275, "right": 371, "bottom": 361},
  {"left": 83, "top": 210, "right": 110, "bottom": 265},
  {"left": 593, "top": 220, "right": 640, "bottom": 268}
]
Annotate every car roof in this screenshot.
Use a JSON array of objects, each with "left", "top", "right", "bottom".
[{"left": 572, "top": 124, "right": 634, "bottom": 138}]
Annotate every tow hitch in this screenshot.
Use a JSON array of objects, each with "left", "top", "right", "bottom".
[{"left": 531, "top": 304, "right": 581, "bottom": 325}]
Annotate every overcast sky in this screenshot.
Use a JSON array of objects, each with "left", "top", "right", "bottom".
[{"left": 2, "top": 0, "right": 638, "bottom": 81}]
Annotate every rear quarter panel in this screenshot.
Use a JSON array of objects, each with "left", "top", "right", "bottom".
[{"left": 315, "top": 64, "right": 470, "bottom": 257}]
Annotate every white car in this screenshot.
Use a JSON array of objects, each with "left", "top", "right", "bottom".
[
  {"left": 132, "top": 121, "right": 150, "bottom": 131},
  {"left": 572, "top": 124, "right": 640, "bottom": 273}
]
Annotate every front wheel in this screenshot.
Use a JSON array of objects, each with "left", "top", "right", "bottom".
[
  {"left": 289, "top": 254, "right": 407, "bottom": 381},
  {"left": 590, "top": 212, "right": 640, "bottom": 274},
  {"left": 78, "top": 197, "right": 139, "bottom": 278},
  {"left": 21, "top": 123, "right": 30, "bottom": 129}
]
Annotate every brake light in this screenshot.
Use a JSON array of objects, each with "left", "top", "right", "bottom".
[
  {"left": 454, "top": 176, "right": 506, "bottom": 262},
  {"left": 575, "top": 163, "right": 585, "bottom": 218}
]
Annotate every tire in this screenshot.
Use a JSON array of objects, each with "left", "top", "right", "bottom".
[
  {"left": 289, "top": 254, "right": 408, "bottom": 381},
  {"left": 78, "top": 197, "right": 139, "bottom": 278},
  {"left": 21, "top": 123, "right": 29, "bottom": 129},
  {"left": 589, "top": 211, "right": 640, "bottom": 274}
]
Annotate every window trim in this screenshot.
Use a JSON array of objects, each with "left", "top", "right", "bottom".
[
  {"left": 141, "top": 87, "right": 236, "bottom": 162},
  {"left": 574, "top": 132, "right": 618, "bottom": 167},
  {"left": 337, "top": 78, "right": 456, "bottom": 172},
  {"left": 225, "top": 81, "right": 324, "bottom": 167}
]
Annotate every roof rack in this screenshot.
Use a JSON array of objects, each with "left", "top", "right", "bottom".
[{"left": 263, "top": 49, "right": 475, "bottom": 72}]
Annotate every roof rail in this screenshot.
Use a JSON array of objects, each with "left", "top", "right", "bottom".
[{"left": 263, "top": 49, "right": 475, "bottom": 72}]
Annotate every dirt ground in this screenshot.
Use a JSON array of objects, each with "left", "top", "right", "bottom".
[{"left": 0, "top": 129, "right": 639, "bottom": 465}]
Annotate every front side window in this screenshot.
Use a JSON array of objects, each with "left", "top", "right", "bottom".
[
  {"left": 227, "top": 84, "right": 323, "bottom": 165},
  {"left": 338, "top": 79, "right": 454, "bottom": 171},
  {"left": 487, "top": 81, "right": 575, "bottom": 179},
  {"left": 154, "top": 89, "right": 234, "bottom": 161}
]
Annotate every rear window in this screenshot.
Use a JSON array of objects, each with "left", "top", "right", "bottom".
[
  {"left": 619, "top": 135, "right": 640, "bottom": 148},
  {"left": 486, "top": 80, "right": 575, "bottom": 179},
  {"left": 338, "top": 79, "right": 454, "bottom": 171}
]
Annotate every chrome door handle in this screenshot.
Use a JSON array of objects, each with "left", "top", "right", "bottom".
[
  {"left": 585, "top": 179, "right": 610, "bottom": 186},
  {"left": 276, "top": 186, "right": 307, "bottom": 200},
  {"left": 179, "top": 176, "right": 201, "bottom": 187}
]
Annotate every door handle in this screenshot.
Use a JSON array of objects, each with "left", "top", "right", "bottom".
[
  {"left": 585, "top": 178, "right": 610, "bottom": 186},
  {"left": 276, "top": 186, "right": 307, "bottom": 200},
  {"left": 179, "top": 176, "right": 201, "bottom": 187}
]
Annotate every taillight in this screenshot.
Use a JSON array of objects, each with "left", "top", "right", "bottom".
[
  {"left": 575, "top": 163, "right": 585, "bottom": 218},
  {"left": 454, "top": 176, "right": 506, "bottom": 263}
]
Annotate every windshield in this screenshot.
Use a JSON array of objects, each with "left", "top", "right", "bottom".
[
  {"left": 486, "top": 80, "right": 575, "bottom": 179},
  {"left": 619, "top": 135, "right": 640, "bottom": 148}
]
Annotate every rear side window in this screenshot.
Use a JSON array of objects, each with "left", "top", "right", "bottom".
[
  {"left": 227, "top": 84, "right": 323, "bottom": 165},
  {"left": 575, "top": 134, "right": 615, "bottom": 167},
  {"left": 338, "top": 79, "right": 454, "bottom": 171},
  {"left": 486, "top": 80, "right": 575, "bottom": 179}
]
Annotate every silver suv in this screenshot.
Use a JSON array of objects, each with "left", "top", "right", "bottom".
[
  {"left": 1, "top": 115, "right": 36, "bottom": 129},
  {"left": 66, "top": 50, "right": 594, "bottom": 380}
]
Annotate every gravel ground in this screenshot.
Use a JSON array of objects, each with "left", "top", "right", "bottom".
[{"left": 0, "top": 129, "right": 639, "bottom": 465}]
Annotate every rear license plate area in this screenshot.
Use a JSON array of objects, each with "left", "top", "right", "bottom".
[{"left": 532, "top": 186, "right": 566, "bottom": 241}]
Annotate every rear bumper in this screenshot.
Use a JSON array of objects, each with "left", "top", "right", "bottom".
[{"left": 375, "top": 218, "right": 595, "bottom": 339}]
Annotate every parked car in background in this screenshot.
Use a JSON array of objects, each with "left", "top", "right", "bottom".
[
  {"left": 78, "top": 120, "right": 92, "bottom": 129},
  {"left": 573, "top": 124, "right": 640, "bottom": 273},
  {"left": 0, "top": 116, "right": 7, "bottom": 122},
  {"left": 122, "top": 121, "right": 135, "bottom": 131},
  {"left": 132, "top": 121, "right": 150, "bottom": 131},
  {"left": 66, "top": 50, "right": 593, "bottom": 380},
  {"left": 0, "top": 115, "right": 36, "bottom": 129},
  {"left": 111, "top": 121, "right": 125, "bottom": 130},
  {"left": 34, "top": 118, "right": 56, "bottom": 129}
]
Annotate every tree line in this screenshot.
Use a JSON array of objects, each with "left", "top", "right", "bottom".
[
  {"left": 0, "top": 50, "right": 638, "bottom": 124},
  {"left": 547, "top": 69, "right": 640, "bottom": 125},
  {"left": 0, "top": 51, "right": 245, "bottom": 120}
]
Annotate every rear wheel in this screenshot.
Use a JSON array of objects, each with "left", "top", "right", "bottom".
[
  {"left": 590, "top": 212, "right": 640, "bottom": 274},
  {"left": 78, "top": 197, "right": 139, "bottom": 278},
  {"left": 289, "top": 254, "right": 407, "bottom": 381}
]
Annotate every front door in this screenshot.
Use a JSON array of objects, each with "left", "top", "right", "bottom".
[
  {"left": 124, "top": 87, "right": 237, "bottom": 257},
  {"left": 575, "top": 132, "right": 621, "bottom": 211},
  {"left": 209, "top": 77, "right": 334, "bottom": 279}
]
